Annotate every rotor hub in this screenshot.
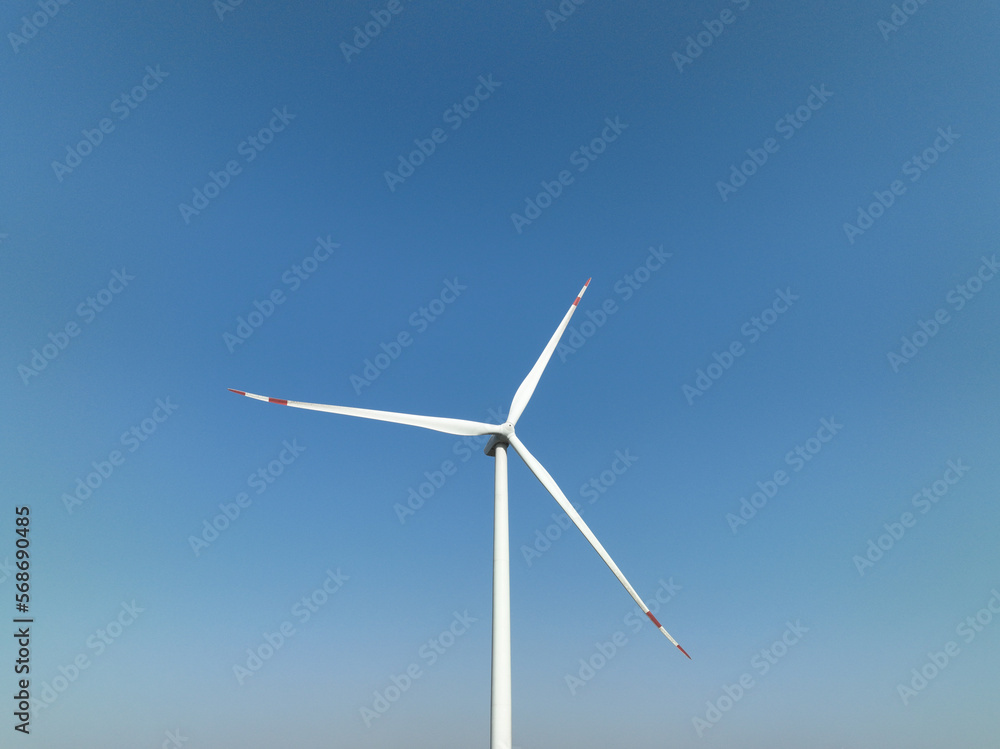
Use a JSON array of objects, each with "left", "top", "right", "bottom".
[{"left": 485, "top": 424, "right": 514, "bottom": 456}]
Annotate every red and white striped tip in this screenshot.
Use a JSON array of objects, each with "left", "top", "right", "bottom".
[
  {"left": 507, "top": 279, "right": 591, "bottom": 426},
  {"left": 227, "top": 389, "right": 499, "bottom": 437},
  {"left": 507, "top": 433, "right": 690, "bottom": 659}
]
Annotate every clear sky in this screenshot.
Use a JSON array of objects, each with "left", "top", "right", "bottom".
[{"left": 2, "top": 1, "right": 999, "bottom": 747}]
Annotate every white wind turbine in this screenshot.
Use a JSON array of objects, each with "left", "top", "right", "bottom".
[{"left": 229, "top": 279, "right": 689, "bottom": 749}]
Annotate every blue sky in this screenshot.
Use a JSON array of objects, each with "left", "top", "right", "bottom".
[{"left": 2, "top": 1, "right": 999, "bottom": 747}]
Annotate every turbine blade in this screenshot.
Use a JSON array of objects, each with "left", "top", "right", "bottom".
[
  {"left": 227, "top": 389, "right": 498, "bottom": 437},
  {"left": 507, "top": 278, "right": 590, "bottom": 426},
  {"left": 507, "top": 434, "right": 690, "bottom": 659}
]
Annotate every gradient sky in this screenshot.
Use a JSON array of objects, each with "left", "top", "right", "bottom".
[{"left": 2, "top": 1, "right": 999, "bottom": 747}]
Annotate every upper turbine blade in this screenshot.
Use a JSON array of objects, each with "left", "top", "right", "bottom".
[
  {"left": 507, "top": 434, "right": 690, "bottom": 659},
  {"left": 506, "top": 278, "right": 590, "bottom": 426},
  {"left": 227, "top": 389, "right": 498, "bottom": 437}
]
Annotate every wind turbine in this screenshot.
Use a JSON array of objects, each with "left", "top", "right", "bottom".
[{"left": 229, "top": 278, "right": 689, "bottom": 749}]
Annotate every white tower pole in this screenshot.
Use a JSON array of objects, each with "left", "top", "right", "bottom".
[{"left": 488, "top": 438, "right": 512, "bottom": 749}]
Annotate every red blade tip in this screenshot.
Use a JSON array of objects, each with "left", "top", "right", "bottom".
[
  {"left": 228, "top": 388, "right": 245, "bottom": 395},
  {"left": 677, "top": 644, "right": 691, "bottom": 659}
]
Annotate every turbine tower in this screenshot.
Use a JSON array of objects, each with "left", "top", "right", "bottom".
[{"left": 229, "top": 278, "right": 688, "bottom": 749}]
